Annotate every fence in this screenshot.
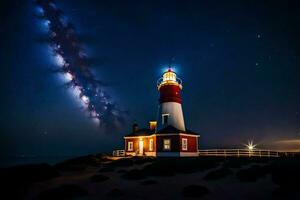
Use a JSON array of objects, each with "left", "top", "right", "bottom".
[
  {"left": 112, "top": 150, "right": 125, "bottom": 157},
  {"left": 112, "top": 149, "right": 300, "bottom": 157},
  {"left": 198, "top": 149, "right": 280, "bottom": 157}
]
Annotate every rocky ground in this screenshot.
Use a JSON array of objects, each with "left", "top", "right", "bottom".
[{"left": 1, "top": 155, "right": 300, "bottom": 200}]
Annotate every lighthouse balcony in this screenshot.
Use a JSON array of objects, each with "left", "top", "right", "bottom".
[{"left": 157, "top": 77, "right": 182, "bottom": 89}]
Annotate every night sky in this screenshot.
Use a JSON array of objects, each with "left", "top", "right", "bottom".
[{"left": 1, "top": 0, "right": 300, "bottom": 159}]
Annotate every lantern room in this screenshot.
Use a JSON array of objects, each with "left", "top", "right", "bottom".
[{"left": 157, "top": 68, "right": 182, "bottom": 90}]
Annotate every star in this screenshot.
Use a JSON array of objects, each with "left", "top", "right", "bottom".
[{"left": 257, "top": 34, "right": 261, "bottom": 39}]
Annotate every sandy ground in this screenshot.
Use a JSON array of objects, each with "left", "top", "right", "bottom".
[{"left": 24, "top": 159, "right": 278, "bottom": 200}]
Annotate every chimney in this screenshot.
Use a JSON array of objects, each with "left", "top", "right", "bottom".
[
  {"left": 132, "top": 123, "right": 138, "bottom": 132},
  {"left": 149, "top": 121, "right": 157, "bottom": 131}
]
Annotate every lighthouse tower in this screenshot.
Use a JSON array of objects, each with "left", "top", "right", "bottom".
[
  {"left": 123, "top": 67, "right": 199, "bottom": 157},
  {"left": 156, "top": 68, "right": 185, "bottom": 131}
]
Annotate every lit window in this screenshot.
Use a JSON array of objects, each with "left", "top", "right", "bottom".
[
  {"left": 128, "top": 142, "right": 133, "bottom": 151},
  {"left": 182, "top": 138, "right": 188, "bottom": 150},
  {"left": 162, "top": 114, "right": 169, "bottom": 125},
  {"left": 163, "top": 71, "right": 176, "bottom": 82},
  {"left": 163, "top": 139, "right": 171, "bottom": 150},
  {"left": 149, "top": 139, "right": 153, "bottom": 151}
]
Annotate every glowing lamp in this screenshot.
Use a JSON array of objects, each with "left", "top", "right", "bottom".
[
  {"left": 163, "top": 69, "right": 176, "bottom": 82},
  {"left": 157, "top": 68, "right": 182, "bottom": 90}
]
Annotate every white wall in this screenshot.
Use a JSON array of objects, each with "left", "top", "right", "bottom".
[{"left": 156, "top": 102, "right": 186, "bottom": 131}]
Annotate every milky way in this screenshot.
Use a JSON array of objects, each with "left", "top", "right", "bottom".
[{"left": 35, "top": 0, "right": 127, "bottom": 130}]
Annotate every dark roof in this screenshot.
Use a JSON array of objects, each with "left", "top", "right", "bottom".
[
  {"left": 124, "top": 128, "right": 155, "bottom": 137},
  {"left": 124, "top": 125, "right": 199, "bottom": 137},
  {"left": 156, "top": 125, "right": 199, "bottom": 135}
]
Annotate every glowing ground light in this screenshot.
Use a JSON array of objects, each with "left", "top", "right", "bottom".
[{"left": 245, "top": 140, "right": 257, "bottom": 151}]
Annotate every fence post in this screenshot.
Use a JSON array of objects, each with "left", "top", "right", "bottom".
[{"left": 260, "top": 150, "right": 261, "bottom": 157}]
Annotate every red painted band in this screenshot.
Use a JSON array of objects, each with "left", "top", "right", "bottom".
[{"left": 159, "top": 85, "right": 182, "bottom": 104}]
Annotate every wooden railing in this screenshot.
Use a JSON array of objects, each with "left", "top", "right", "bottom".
[
  {"left": 198, "top": 149, "right": 280, "bottom": 157},
  {"left": 113, "top": 149, "right": 300, "bottom": 157},
  {"left": 112, "top": 150, "right": 125, "bottom": 157}
]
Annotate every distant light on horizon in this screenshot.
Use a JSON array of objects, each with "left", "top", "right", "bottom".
[
  {"left": 245, "top": 140, "right": 257, "bottom": 151},
  {"left": 271, "top": 139, "right": 300, "bottom": 152}
]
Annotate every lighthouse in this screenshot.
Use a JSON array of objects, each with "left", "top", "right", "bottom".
[
  {"left": 123, "top": 67, "right": 199, "bottom": 157},
  {"left": 156, "top": 68, "right": 185, "bottom": 131}
]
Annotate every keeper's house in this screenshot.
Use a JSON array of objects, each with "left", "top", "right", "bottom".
[{"left": 124, "top": 68, "right": 200, "bottom": 157}]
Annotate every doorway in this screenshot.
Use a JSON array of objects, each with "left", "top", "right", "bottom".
[{"left": 139, "top": 140, "right": 144, "bottom": 155}]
